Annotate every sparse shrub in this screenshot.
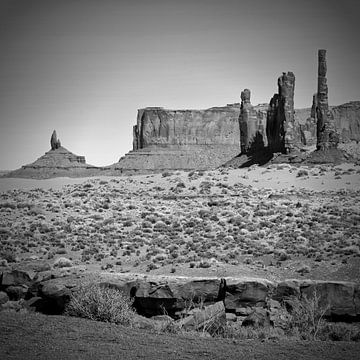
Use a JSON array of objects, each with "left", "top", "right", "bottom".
[
  {"left": 285, "top": 290, "right": 329, "bottom": 340},
  {"left": 0, "top": 250, "right": 17, "bottom": 263},
  {"left": 317, "top": 322, "right": 360, "bottom": 342},
  {"left": 53, "top": 257, "right": 73, "bottom": 268},
  {"left": 198, "top": 260, "right": 211, "bottom": 268},
  {"left": 65, "top": 283, "right": 135, "bottom": 325},
  {"left": 296, "top": 169, "right": 309, "bottom": 178}
]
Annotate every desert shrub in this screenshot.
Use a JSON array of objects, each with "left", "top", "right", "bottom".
[
  {"left": 0, "top": 249, "right": 17, "bottom": 263},
  {"left": 198, "top": 260, "right": 211, "bottom": 268},
  {"left": 285, "top": 290, "right": 329, "bottom": 340},
  {"left": 162, "top": 171, "right": 173, "bottom": 177},
  {"left": 65, "top": 283, "right": 135, "bottom": 325},
  {"left": 317, "top": 322, "right": 360, "bottom": 342},
  {"left": 296, "top": 169, "right": 309, "bottom": 178},
  {"left": 215, "top": 324, "right": 285, "bottom": 340},
  {"left": 53, "top": 257, "right": 73, "bottom": 268}
]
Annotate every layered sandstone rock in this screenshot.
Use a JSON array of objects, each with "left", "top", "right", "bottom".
[
  {"left": 295, "top": 102, "right": 360, "bottom": 146},
  {"left": 3, "top": 270, "right": 359, "bottom": 320},
  {"left": 112, "top": 104, "right": 241, "bottom": 172}
]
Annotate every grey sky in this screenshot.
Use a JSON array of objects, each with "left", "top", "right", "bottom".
[{"left": 0, "top": 0, "right": 359, "bottom": 169}]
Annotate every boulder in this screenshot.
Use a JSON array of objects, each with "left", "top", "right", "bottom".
[
  {"left": 273, "top": 279, "right": 301, "bottom": 301},
  {"left": 224, "top": 278, "right": 274, "bottom": 311},
  {"left": 0, "top": 291, "right": 9, "bottom": 305},
  {"left": 5, "top": 285, "right": 29, "bottom": 300},
  {"left": 242, "top": 307, "right": 270, "bottom": 328},
  {"left": 300, "top": 280, "right": 359, "bottom": 318},
  {"left": 39, "top": 282, "right": 72, "bottom": 314},
  {"left": 132, "top": 276, "right": 221, "bottom": 316},
  {"left": 1, "top": 269, "right": 37, "bottom": 287},
  {"left": 177, "top": 301, "right": 226, "bottom": 333}
]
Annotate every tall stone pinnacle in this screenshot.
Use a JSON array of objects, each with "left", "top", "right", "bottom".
[
  {"left": 50, "top": 130, "right": 61, "bottom": 150},
  {"left": 239, "top": 89, "right": 266, "bottom": 154},
  {"left": 278, "top": 72, "right": 295, "bottom": 153},
  {"left": 266, "top": 72, "right": 295, "bottom": 153},
  {"left": 316, "top": 49, "right": 338, "bottom": 150},
  {"left": 239, "top": 89, "right": 256, "bottom": 153}
]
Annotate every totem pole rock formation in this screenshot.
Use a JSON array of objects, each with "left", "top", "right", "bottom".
[
  {"left": 266, "top": 72, "right": 296, "bottom": 153},
  {"left": 314, "top": 49, "right": 339, "bottom": 150},
  {"left": 239, "top": 89, "right": 267, "bottom": 153},
  {"left": 50, "top": 130, "right": 61, "bottom": 150}
]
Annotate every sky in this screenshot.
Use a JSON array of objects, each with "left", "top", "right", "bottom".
[{"left": 0, "top": 0, "right": 359, "bottom": 170}]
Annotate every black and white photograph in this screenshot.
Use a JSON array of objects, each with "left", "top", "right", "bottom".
[{"left": 0, "top": 0, "right": 359, "bottom": 359}]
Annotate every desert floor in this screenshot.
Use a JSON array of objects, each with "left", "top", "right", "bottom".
[
  {"left": 1, "top": 311, "right": 360, "bottom": 360},
  {"left": 1, "top": 163, "right": 360, "bottom": 359},
  {"left": 0, "top": 163, "right": 359, "bottom": 282}
]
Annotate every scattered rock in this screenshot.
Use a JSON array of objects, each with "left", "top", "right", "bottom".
[
  {"left": 177, "top": 301, "right": 226, "bottom": 333},
  {"left": 242, "top": 307, "right": 270, "bottom": 328},
  {"left": 0, "top": 291, "right": 9, "bottom": 305},
  {"left": 53, "top": 257, "right": 73, "bottom": 268}
]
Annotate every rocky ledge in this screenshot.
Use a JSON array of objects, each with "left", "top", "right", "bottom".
[{"left": 1, "top": 268, "right": 359, "bottom": 324}]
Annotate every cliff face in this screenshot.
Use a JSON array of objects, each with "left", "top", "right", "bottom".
[
  {"left": 133, "top": 105, "right": 240, "bottom": 150},
  {"left": 114, "top": 100, "right": 360, "bottom": 173},
  {"left": 117, "top": 105, "right": 241, "bottom": 172},
  {"left": 295, "top": 102, "right": 360, "bottom": 145}
]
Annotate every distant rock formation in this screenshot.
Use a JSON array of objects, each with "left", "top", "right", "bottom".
[
  {"left": 50, "top": 130, "right": 61, "bottom": 150},
  {"left": 5, "top": 131, "right": 101, "bottom": 179},
  {"left": 314, "top": 50, "right": 339, "bottom": 150},
  {"left": 113, "top": 105, "right": 241, "bottom": 172},
  {"left": 266, "top": 72, "right": 296, "bottom": 153},
  {"left": 239, "top": 89, "right": 267, "bottom": 153}
]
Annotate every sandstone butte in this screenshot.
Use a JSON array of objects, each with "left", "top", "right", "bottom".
[{"left": 4, "top": 50, "right": 360, "bottom": 178}]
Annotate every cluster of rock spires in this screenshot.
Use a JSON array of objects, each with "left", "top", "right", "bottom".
[{"left": 4, "top": 49, "right": 360, "bottom": 178}]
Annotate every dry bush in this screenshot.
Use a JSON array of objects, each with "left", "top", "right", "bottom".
[
  {"left": 65, "top": 283, "right": 135, "bottom": 325},
  {"left": 285, "top": 290, "right": 329, "bottom": 340}
]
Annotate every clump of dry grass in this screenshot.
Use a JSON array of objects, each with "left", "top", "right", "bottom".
[{"left": 65, "top": 283, "right": 135, "bottom": 325}]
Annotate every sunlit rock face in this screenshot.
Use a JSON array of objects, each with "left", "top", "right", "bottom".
[{"left": 119, "top": 104, "right": 242, "bottom": 172}]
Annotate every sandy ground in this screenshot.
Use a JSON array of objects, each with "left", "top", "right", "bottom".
[
  {"left": 0, "top": 163, "right": 359, "bottom": 283},
  {"left": 0, "top": 311, "right": 359, "bottom": 360},
  {"left": 1, "top": 163, "right": 359, "bottom": 192}
]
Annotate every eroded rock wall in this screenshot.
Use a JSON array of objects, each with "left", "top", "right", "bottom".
[
  {"left": 117, "top": 105, "right": 241, "bottom": 172},
  {"left": 134, "top": 106, "right": 240, "bottom": 148}
]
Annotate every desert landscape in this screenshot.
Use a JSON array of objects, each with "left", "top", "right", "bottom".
[{"left": 1, "top": 1, "right": 360, "bottom": 359}]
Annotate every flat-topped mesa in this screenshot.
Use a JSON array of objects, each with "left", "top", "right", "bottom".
[
  {"left": 266, "top": 72, "right": 296, "bottom": 154},
  {"left": 239, "top": 89, "right": 267, "bottom": 154},
  {"left": 50, "top": 130, "right": 61, "bottom": 150},
  {"left": 117, "top": 105, "right": 241, "bottom": 172},
  {"left": 316, "top": 49, "right": 339, "bottom": 150}
]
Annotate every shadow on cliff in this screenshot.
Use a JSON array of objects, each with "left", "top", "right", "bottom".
[{"left": 225, "top": 133, "right": 274, "bottom": 168}]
